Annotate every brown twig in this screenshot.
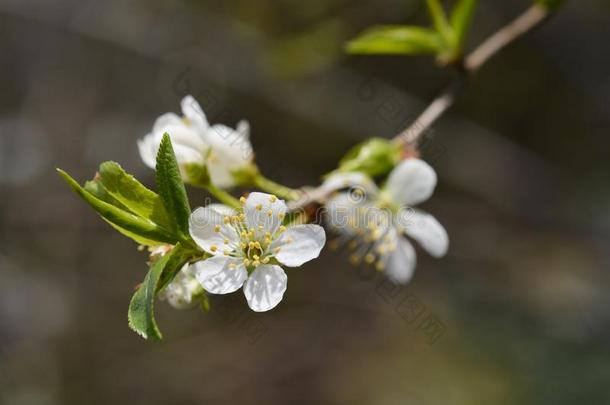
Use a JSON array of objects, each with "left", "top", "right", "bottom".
[{"left": 291, "top": 4, "right": 551, "bottom": 211}]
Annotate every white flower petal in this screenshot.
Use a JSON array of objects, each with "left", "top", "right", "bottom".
[
  {"left": 244, "top": 192, "right": 287, "bottom": 235},
  {"left": 172, "top": 142, "right": 206, "bottom": 166},
  {"left": 207, "top": 204, "right": 236, "bottom": 217},
  {"left": 385, "top": 234, "right": 417, "bottom": 284},
  {"left": 385, "top": 159, "right": 437, "bottom": 206},
  {"left": 243, "top": 264, "right": 287, "bottom": 312},
  {"left": 189, "top": 207, "right": 239, "bottom": 254},
  {"left": 402, "top": 209, "right": 448, "bottom": 257},
  {"left": 138, "top": 126, "right": 207, "bottom": 171},
  {"left": 206, "top": 158, "right": 237, "bottom": 189},
  {"left": 274, "top": 224, "right": 326, "bottom": 267},
  {"left": 159, "top": 124, "right": 207, "bottom": 153},
  {"left": 137, "top": 134, "right": 158, "bottom": 169},
  {"left": 160, "top": 263, "right": 199, "bottom": 309},
  {"left": 203, "top": 122, "right": 253, "bottom": 188},
  {"left": 325, "top": 191, "right": 372, "bottom": 236},
  {"left": 236, "top": 120, "right": 250, "bottom": 138},
  {"left": 321, "top": 172, "right": 379, "bottom": 196},
  {"left": 192, "top": 256, "right": 247, "bottom": 294},
  {"left": 181, "top": 95, "right": 209, "bottom": 133},
  {"left": 325, "top": 192, "right": 357, "bottom": 236},
  {"left": 152, "top": 112, "right": 182, "bottom": 133},
  {"left": 206, "top": 124, "right": 253, "bottom": 166}
]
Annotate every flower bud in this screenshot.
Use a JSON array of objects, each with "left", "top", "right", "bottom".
[{"left": 332, "top": 138, "right": 400, "bottom": 178}]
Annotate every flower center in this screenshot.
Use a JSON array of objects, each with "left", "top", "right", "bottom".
[{"left": 217, "top": 209, "right": 288, "bottom": 272}]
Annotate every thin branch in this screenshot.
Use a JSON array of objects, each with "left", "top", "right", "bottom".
[
  {"left": 394, "top": 4, "right": 549, "bottom": 147},
  {"left": 291, "top": 4, "right": 551, "bottom": 211},
  {"left": 394, "top": 77, "right": 465, "bottom": 147},
  {"left": 464, "top": 4, "right": 549, "bottom": 72}
]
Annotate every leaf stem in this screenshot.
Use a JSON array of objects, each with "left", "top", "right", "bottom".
[
  {"left": 203, "top": 183, "right": 241, "bottom": 210},
  {"left": 252, "top": 174, "right": 301, "bottom": 201}
]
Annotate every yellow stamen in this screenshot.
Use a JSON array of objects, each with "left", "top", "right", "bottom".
[{"left": 269, "top": 195, "right": 277, "bottom": 203}]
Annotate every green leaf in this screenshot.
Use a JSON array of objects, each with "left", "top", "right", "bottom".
[
  {"left": 127, "top": 244, "right": 180, "bottom": 340},
  {"left": 155, "top": 134, "right": 191, "bottom": 239},
  {"left": 128, "top": 243, "right": 192, "bottom": 340},
  {"left": 157, "top": 244, "right": 196, "bottom": 292},
  {"left": 98, "top": 161, "right": 172, "bottom": 230},
  {"left": 425, "top": 0, "right": 453, "bottom": 42},
  {"left": 450, "top": 0, "right": 477, "bottom": 52},
  {"left": 346, "top": 26, "right": 444, "bottom": 55},
  {"left": 84, "top": 176, "right": 171, "bottom": 246},
  {"left": 58, "top": 169, "right": 174, "bottom": 244},
  {"left": 104, "top": 219, "right": 165, "bottom": 247},
  {"left": 84, "top": 178, "right": 130, "bottom": 211}
]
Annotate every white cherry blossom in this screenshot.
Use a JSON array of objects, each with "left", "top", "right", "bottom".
[
  {"left": 324, "top": 158, "right": 448, "bottom": 284},
  {"left": 188, "top": 193, "right": 326, "bottom": 312},
  {"left": 138, "top": 95, "right": 253, "bottom": 188}
]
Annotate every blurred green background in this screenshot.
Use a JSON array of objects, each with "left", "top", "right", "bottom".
[{"left": 1, "top": 0, "right": 610, "bottom": 404}]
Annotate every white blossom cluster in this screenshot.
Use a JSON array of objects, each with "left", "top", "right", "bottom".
[{"left": 139, "top": 96, "right": 448, "bottom": 312}]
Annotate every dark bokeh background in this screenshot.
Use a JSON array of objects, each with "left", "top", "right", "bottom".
[{"left": 1, "top": 1, "right": 610, "bottom": 404}]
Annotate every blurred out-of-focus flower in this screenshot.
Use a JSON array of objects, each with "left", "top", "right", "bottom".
[
  {"left": 324, "top": 159, "right": 448, "bottom": 284},
  {"left": 138, "top": 95, "right": 253, "bottom": 188},
  {"left": 159, "top": 264, "right": 202, "bottom": 309}
]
